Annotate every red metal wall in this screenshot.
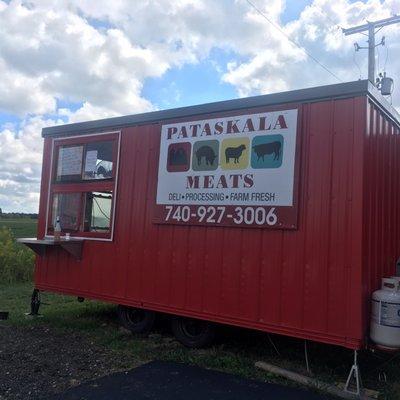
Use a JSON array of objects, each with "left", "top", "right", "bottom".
[
  {"left": 362, "top": 100, "right": 400, "bottom": 313},
  {"left": 35, "top": 95, "right": 396, "bottom": 350}
]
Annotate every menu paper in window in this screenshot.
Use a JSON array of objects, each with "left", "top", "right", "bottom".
[
  {"left": 57, "top": 146, "right": 83, "bottom": 176},
  {"left": 84, "top": 150, "right": 98, "bottom": 173}
]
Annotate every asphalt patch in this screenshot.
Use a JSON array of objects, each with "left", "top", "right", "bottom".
[{"left": 51, "top": 360, "right": 327, "bottom": 400}]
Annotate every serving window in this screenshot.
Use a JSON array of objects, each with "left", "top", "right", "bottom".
[{"left": 47, "top": 132, "right": 120, "bottom": 240}]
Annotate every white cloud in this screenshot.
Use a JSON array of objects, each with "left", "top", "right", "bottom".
[
  {"left": 0, "top": 59, "right": 56, "bottom": 116},
  {"left": 0, "top": 0, "right": 167, "bottom": 117},
  {"left": 0, "top": 115, "right": 60, "bottom": 212},
  {"left": 0, "top": 0, "right": 399, "bottom": 212}
]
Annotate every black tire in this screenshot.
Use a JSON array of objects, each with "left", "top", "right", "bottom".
[
  {"left": 117, "top": 305, "right": 156, "bottom": 334},
  {"left": 171, "top": 317, "right": 216, "bottom": 348}
]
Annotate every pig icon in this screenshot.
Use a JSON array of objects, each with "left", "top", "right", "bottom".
[{"left": 196, "top": 145, "right": 217, "bottom": 166}]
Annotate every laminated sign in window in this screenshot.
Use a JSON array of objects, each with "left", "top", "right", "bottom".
[
  {"left": 154, "top": 109, "right": 300, "bottom": 229},
  {"left": 57, "top": 146, "right": 84, "bottom": 180}
]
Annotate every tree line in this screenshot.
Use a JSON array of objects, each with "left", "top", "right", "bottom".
[{"left": 0, "top": 209, "right": 38, "bottom": 219}]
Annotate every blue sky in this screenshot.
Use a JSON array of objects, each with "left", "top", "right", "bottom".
[{"left": 142, "top": 48, "right": 240, "bottom": 109}]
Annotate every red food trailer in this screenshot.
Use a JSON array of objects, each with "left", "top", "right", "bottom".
[{"left": 21, "top": 80, "right": 400, "bottom": 352}]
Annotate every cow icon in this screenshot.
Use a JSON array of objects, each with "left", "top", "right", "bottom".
[
  {"left": 253, "top": 141, "right": 281, "bottom": 161},
  {"left": 251, "top": 135, "right": 284, "bottom": 169},
  {"left": 225, "top": 144, "right": 246, "bottom": 164}
]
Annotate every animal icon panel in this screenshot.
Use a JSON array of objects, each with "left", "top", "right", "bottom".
[
  {"left": 250, "top": 135, "right": 284, "bottom": 169},
  {"left": 167, "top": 142, "right": 191, "bottom": 172},
  {"left": 220, "top": 138, "right": 249, "bottom": 170},
  {"left": 192, "top": 140, "right": 219, "bottom": 171}
]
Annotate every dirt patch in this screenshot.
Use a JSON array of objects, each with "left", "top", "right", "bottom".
[{"left": 0, "top": 324, "right": 136, "bottom": 400}]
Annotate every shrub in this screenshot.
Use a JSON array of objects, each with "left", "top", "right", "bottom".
[{"left": 0, "top": 227, "right": 35, "bottom": 283}]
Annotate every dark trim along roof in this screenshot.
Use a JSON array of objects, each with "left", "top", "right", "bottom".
[{"left": 42, "top": 79, "right": 399, "bottom": 137}]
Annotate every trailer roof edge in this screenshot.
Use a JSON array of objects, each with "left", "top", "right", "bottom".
[{"left": 42, "top": 80, "right": 399, "bottom": 137}]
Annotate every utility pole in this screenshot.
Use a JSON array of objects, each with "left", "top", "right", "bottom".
[
  {"left": 367, "top": 23, "right": 375, "bottom": 83},
  {"left": 343, "top": 15, "right": 400, "bottom": 84}
]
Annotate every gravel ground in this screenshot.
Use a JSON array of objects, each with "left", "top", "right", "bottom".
[{"left": 0, "top": 324, "right": 135, "bottom": 400}]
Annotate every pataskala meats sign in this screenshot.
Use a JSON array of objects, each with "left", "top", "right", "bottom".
[{"left": 154, "top": 109, "right": 299, "bottom": 229}]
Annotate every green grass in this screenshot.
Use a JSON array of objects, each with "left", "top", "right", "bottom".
[
  {"left": 1, "top": 282, "right": 400, "bottom": 399},
  {"left": 0, "top": 218, "right": 38, "bottom": 238},
  {"left": 0, "top": 283, "right": 275, "bottom": 379}
]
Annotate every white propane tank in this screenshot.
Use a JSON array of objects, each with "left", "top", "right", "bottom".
[
  {"left": 370, "top": 277, "right": 400, "bottom": 349},
  {"left": 391, "top": 276, "right": 400, "bottom": 285}
]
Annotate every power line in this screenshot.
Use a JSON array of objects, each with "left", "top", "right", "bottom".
[
  {"left": 384, "top": 42, "right": 389, "bottom": 71},
  {"left": 353, "top": 50, "right": 362, "bottom": 79},
  {"left": 245, "top": 0, "right": 343, "bottom": 83},
  {"left": 325, "top": 15, "right": 341, "bottom": 30},
  {"left": 316, "top": 8, "right": 342, "bottom": 30}
]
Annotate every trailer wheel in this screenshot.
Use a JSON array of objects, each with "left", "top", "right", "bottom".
[
  {"left": 117, "top": 305, "right": 156, "bottom": 334},
  {"left": 171, "top": 317, "right": 215, "bottom": 348}
]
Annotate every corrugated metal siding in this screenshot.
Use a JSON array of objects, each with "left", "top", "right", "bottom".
[
  {"left": 363, "top": 101, "right": 400, "bottom": 305},
  {"left": 36, "top": 97, "right": 371, "bottom": 349}
]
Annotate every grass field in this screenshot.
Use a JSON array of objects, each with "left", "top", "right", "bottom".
[
  {"left": 0, "top": 218, "right": 37, "bottom": 283},
  {"left": 0, "top": 218, "right": 38, "bottom": 238},
  {"left": 1, "top": 283, "right": 400, "bottom": 398}
]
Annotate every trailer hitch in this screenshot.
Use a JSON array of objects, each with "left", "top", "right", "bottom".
[
  {"left": 0, "top": 311, "right": 9, "bottom": 320},
  {"left": 28, "top": 288, "right": 41, "bottom": 316}
]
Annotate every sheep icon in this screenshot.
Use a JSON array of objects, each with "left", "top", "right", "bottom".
[
  {"left": 225, "top": 144, "right": 246, "bottom": 164},
  {"left": 220, "top": 139, "right": 249, "bottom": 170}
]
